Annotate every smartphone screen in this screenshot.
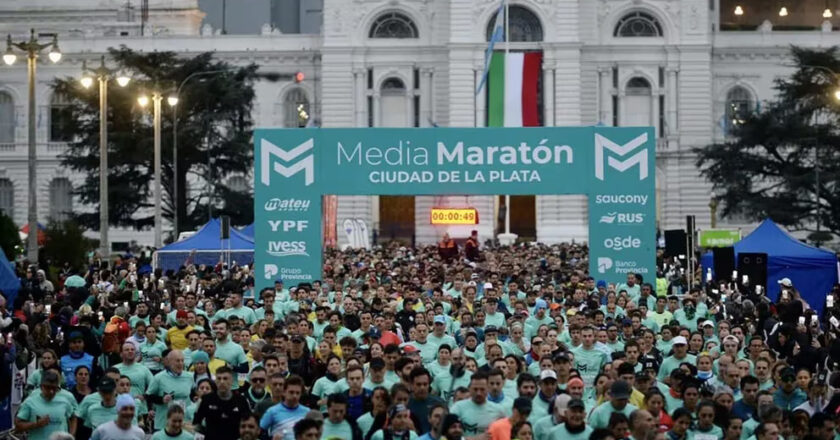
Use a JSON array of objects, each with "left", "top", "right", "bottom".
[{"left": 799, "top": 316, "right": 806, "bottom": 325}]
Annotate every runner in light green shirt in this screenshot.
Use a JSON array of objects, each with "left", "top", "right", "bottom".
[
  {"left": 571, "top": 328, "right": 608, "bottom": 386},
  {"left": 16, "top": 376, "right": 76, "bottom": 440}
]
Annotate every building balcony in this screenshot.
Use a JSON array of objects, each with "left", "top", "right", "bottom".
[{"left": 0, "top": 141, "right": 69, "bottom": 158}]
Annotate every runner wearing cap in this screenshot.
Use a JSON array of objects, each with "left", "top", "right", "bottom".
[
  {"left": 90, "top": 394, "right": 145, "bottom": 440},
  {"left": 61, "top": 331, "right": 96, "bottom": 388},
  {"left": 165, "top": 309, "right": 194, "bottom": 350},
  {"left": 658, "top": 336, "right": 696, "bottom": 382},
  {"left": 75, "top": 377, "right": 119, "bottom": 439},
  {"left": 531, "top": 370, "right": 559, "bottom": 421},
  {"left": 548, "top": 398, "right": 592, "bottom": 440},
  {"left": 587, "top": 380, "right": 638, "bottom": 429},
  {"left": 428, "top": 315, "right": 457, "bottom": 350},
  {"left": 369, "top": 404, "right": 418, "bottom": 440}
]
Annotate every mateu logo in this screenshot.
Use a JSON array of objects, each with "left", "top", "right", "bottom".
[
  {"left": 594, "top": 133, "right": 649, "bottom": 181},
  {"left": 261, "top": 138, "right": 315, "bottom": 186}
]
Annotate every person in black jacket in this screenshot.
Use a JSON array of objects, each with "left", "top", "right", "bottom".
[{"left": 193, "top": 366, "right": 251, "bottom": 440}]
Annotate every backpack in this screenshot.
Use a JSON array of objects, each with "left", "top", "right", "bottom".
[{"left": 102, "top": 317, "right": 129, "bottom": 353}]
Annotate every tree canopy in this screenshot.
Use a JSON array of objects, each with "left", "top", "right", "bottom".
[
  {"left": 54, "top": 47, "right": 260, "bottom": 239},
  {"left": 696, "top": 46, "right": 840, "bottom": 241}
]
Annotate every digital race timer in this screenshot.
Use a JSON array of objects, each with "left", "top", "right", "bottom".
[{"left": 430, "top": 208, "right": 479, "bottom": 225}]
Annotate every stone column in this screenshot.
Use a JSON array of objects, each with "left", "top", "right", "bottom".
[
  {"left": 667, "top": 68, "right": 678, "bottom": 137},
  {"left": 599, "top": 67, "right": 612, "bottom": 126}
]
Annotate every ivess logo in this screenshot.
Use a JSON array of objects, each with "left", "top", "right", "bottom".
[
  {"left": 260, "top": 138, "right": 315, "bottom": 186},
  {"left": 594, "top": 133, "right": 649, "bottom": 181}
]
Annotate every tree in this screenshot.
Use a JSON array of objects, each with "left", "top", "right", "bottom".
[
  {"left": 53, "top": 47, "right": 261, "bottom": 237},
  {"left": 696, "top": 47, "right": 840, "bottom": 240},
  {"left": 41, "top": 221, "right": 92, "bottom": 271},
  {"left": 0, "top": 212, "right": 20, "bottom": 261}
]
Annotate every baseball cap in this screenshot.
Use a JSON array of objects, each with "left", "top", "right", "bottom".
[
  {"left": 596, "top": 280, "right": 607, "bottom": 288},
  {"left": 778, "top": 278, "right": 793, "bottom": 287},
  {"left": 513, "top": 397, "right": 532, "bottom": 413},
  {"left": 701, "top": 320, "right": 714, "bottom": 328},
  {"left": 434, "top": 315, "right": 447, "bottom": 325},
  {"left": 781, "top": 367, "right": 796, "bottom": 380},
  {"left": 291, "top": 334, "right": 306, "bottom": 343},
  {"left": 723, "top": 335, "right": 739, "bottom": 345},
  {"left": 68, "top": 331, "right": 84, "bottom": 341},
  {"left": 553, "top": 394, "right": 572, "bottom": 415},
  {"left": 176, "top": 310, "right": 189, "bottom": 320},
  {"left": 483, "top": 282, "right": 493, "bottom": 290},
  {"left": 610, "top": 380, "right": 632, "bottom": 400},
  {"left": 553, "top": 352, "right": 571, "bottom": 363},
  {"left": 116, "top": 393, "right": 135, "bottom": 411},
  {"left": 540, "top": 370, "right": 558, "bottom": 382},
  {"left": 535, "top": 298, "right": 548, "bottom": 310},
  {"left": 622, "top": 318, "right": 633, "bottom": 327},
  {"left": 98, "top": 377, "right": 116, "bottom": 393},
  {"left": 672, "top": 336, "right": 688, "bottom": 345},
  {"left": 568, "top": 398, "right": 586, "bottom": 410},
  {"left": 484, "top": 325, "right": 499, "bottom": 334},
  {"left": 403, "top": 345, "right": 418, "bottom": 353}
]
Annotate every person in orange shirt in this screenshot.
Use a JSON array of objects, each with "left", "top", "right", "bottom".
[{"left": 488, "top": 397, "right": 532, "bottom": 440}]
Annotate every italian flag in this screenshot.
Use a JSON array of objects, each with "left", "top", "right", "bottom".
[{"left": 487, "top": 51, "right": 542, "bottom": 127}]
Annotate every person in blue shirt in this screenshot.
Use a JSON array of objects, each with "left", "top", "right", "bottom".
[
  {"left": 61, "top": 332, "right": 96, "bottom": 389},
  {"left": 260, "top": 375, "right": 310, "bottom": 440}
]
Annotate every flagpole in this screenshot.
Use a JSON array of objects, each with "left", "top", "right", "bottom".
[{"left": 503, "top": 0, "right": 511, "bottom": 237}]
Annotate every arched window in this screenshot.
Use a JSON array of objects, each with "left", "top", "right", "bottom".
[
  {"left": 626, "top": 77, "right": 652, "bottom": 95},
  {"left": 725, "top": 86, "right": 754, "bottom": 135},
  {"left": 623, "top": 77, "right": 653, "bottom": 128},
  {"left": 369, "top": 12, "right": 418, "bottom": 39},
  {"left": 49, "top": 93, "right": 73, "bottom": 142},
  {"left": 0, "top": 92, "right": 14, "bottom": 143},
  {"left": 283, "top": 88, "right": 310, "bottom": 128},
  {"left": 615, "top": 11, "right": 663, "bottom": 37},
  {"left": 49, "top": 177, "right": 73, "bottom": 222},
  {"left": 380, "top": 77, "right": 409, "bottom": 127},
  {"left": 0, "top": 178, "right": 13, "bottom": 218},
  {"left": 486, "top": 5, "right": 543, "bottom": 42},
  {"left": 381, "top": 77, "right": 406, "bottom": 93}
]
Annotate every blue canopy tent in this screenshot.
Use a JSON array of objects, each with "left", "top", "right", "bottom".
[
  {"left": 700, "top": 219, "right": 838, "bottom": 313},
  {"left": 153, "top": 218, "right": 255, "bottom": 271},
  {"left": 0, "top": 250, "right": 19, "bottom": 307},
  {"left": 240, "top": 223, "right": 254, "bottom": 239}
]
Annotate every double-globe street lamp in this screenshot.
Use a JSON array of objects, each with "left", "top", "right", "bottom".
[
  {"left": 80, "top": 56, "right": 131, "bottom": 260},
  {"left": 137, "top": 88, "right": 177, "bottom": 248},
  {"left": 3, "top": 29, "right": 62, "bottom": 263}
]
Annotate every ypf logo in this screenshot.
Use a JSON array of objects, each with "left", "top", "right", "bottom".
[
  {"left": 594, "top": 133, "right": 649, "bottom": 181},
  {"left": 597, "top": 257, "right": 613, "bottom": 274},
  {"left": 260, "top": 138, "right": 315, "bottom": 186}
]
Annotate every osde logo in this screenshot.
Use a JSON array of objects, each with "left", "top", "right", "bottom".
[{"left": 603, "top": 235, "right": 641, "bottom": 251}]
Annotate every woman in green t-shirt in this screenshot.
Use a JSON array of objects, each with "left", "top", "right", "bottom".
[{"left": 151, "top": 405, "right": 194, "bottom": 440}]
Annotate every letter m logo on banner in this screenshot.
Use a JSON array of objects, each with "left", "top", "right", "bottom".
[
  {"left": 594, "top": 133, "right": 649, "bottom": 181},
  {"left": 260, "top": 138, "right": 315, "bottom": 186}
]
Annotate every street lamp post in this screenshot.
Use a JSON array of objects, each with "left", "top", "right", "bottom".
[
  {"left": 170, "top": 69, "right": 232, "bottom": 238},
  {"left": 3, "top": 29, "right": 61, "bottom": 263},
  {"left": 80, "top": 56, "right": 130, "bottom": 260},
  {"left": 138, "top": 91, "right": 174, "bottom": 248}
]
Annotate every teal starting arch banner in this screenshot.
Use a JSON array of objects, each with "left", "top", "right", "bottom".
[{"left": 254, "top": 127, "right": 655, "bottom": 290}]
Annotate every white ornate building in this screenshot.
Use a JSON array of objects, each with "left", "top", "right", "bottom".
[{"left": 0, "top": 0, "right": 831, "bottom": 250}]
